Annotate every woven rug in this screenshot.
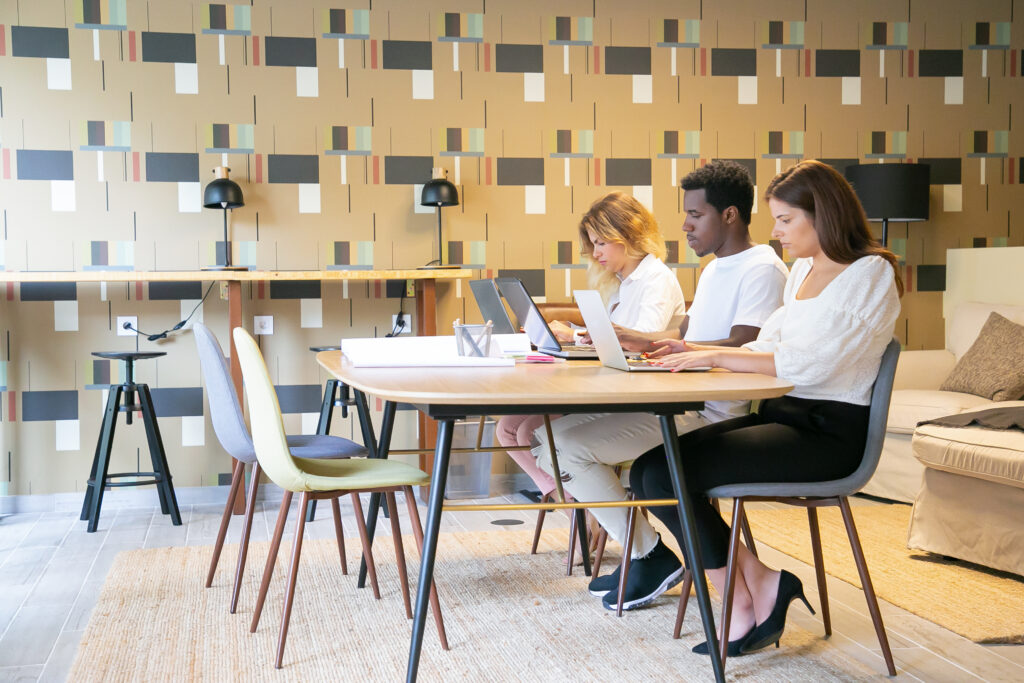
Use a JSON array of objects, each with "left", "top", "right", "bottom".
[
  {"left": 745, "top": 503, "right": 1024, "bottom": 645},
  {"left": 70, "top": 529, "right": 878, "bottom": 682}
]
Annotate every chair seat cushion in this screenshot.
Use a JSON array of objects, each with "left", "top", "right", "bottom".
[
  {"left": 291, "top": 455, "right": 430, "bottom": 491},
  {"left": 286, "top": 434, "right": 366, "bottom": 458},
  {"left": 886, "top": 389, "right": 992, "bottom": 434},
  {"left": 913, "top": 404, "right": 1024, "bottom": 490}
]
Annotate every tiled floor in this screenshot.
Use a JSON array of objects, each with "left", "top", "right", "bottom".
[{"left": 1, "top": 493, "right": 1022, "bottom": 682}]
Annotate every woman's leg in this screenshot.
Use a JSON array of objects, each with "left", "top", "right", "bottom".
[{"left": 495, "top": 414, "right": 560, "bottom": 496}]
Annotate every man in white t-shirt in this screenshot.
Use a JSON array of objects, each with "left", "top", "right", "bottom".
[{"left": 533, "top": 161, "right": 788, "bottom": 610}]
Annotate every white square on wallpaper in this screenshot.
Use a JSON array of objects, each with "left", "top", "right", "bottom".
[
  {"left": 55, "top": 420, "right": 80, "bottom": 451},
  {"left": 841, "top": 77, "right": 861, "bottom": 105},
  {"left": 181, "top": 415, "right": 205, "bottom": 447},
  {"left": 944, "top": 76, "right": 963, "bottom": 105},
  {"left": 301, "top": 412, "right": 319, "bottom": 435},
  {"left": 524, "top": 73, "right": 544, "bottom": 102},
  {"left": 524, "top": 185, "right": 546, "bottom": 214},
  {"left": 412, "top": 69, "right": 434, "bottom": 100},
  {"left": 632, "top": 75, "right": 653, "bottom": 104},
  {"left": 301, "top": 298, "right": 323, "bottom": 328},
  {"left": 174, "top": 62, "right": 199, "bottom": 94},
  {"left": 298, "top": 183, "right": 321, "bottom": 213},
  {"left": 737, "top": 76, "right": 757, "bottom": 105},
  {"left": 633, "top": 185, "right": 653, "bottom": 212},
  {"left": 943, "top": 184, "right": 963, "bottom": 212},
  {"left": 51, "top": 180, "right": 75, "bottom": 211},
  {"left": 296, "top": 66, "right": 319, "bottom": 97},
  {"left": 178, "top": 182, "right": 201, "bottom": 212},
  {"left": 413, "top": 184, "right": 434, "bottom": 213},
  {"left": 47, "top": 58, "right": 72, "bottom": 90},
  {"left": 54, "top": 300, "right": 79, "bottom": 332}
]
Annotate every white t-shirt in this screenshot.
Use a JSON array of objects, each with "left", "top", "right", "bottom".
[
  {"left": 606, "top": 253, "right": 686, "bottom": 332},
  {"left": 744, "top": 255, "right": 900, "bottom": 406},
  {"left": 684, "top": 244, "right": 788, "bottom": 422}
]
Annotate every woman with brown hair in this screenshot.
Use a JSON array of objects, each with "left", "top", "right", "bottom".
[{"left": 626, "top": 160, "right": 902, "bottom": 655}]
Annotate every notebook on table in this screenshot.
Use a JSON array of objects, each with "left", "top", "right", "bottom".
[{"left": 494, "top": 277, "right": 598, "bottom": 359}]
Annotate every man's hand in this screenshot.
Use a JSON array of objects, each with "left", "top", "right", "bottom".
[
  {"left": 547, "top": 319, "right": 575, "bottom": 343},
  {"left": 613, "top": 324, "right": 654, "bottom": 352},
  {"left": 645, "top": 339, "right": 693, "bottom": 358}
]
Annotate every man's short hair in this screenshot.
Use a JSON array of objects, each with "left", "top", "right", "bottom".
[{"left": 680, "top": 160, "right": 754, "bottom": 225}]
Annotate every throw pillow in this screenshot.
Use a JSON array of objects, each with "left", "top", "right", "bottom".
[{"left": 940, "top": 312, "right": 1024, "bottom": 401}]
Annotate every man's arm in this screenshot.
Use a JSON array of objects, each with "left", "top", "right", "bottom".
[
  {"left": 612, "top": 316, "right": 685, "bottom": 352},
  {"left": 645, "top": 324, "right": 762, "bottom": 357}
]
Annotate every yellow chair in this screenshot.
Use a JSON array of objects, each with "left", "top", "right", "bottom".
[{"left": 232, "top": 328, "right": 448, "bottom": 668}]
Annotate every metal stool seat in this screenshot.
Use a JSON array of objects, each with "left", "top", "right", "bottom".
[{"left": 80, "top": 351, "right": 181, "bottom": 532}]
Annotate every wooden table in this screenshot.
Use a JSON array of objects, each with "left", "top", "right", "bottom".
[
  {"left": 0, "top": 269, "right": 469, "bottom": 511},
  {"left": 317, "top": 352, "right": 793, "bottom": 682}
]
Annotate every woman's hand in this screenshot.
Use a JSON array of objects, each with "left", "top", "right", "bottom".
[
  {"left": 646, "top": 339, "right": 693, "bottom": 358},
  {"left": 653, "top": 349, "right": 718, "bottom": 372},
  {"left": 547, "top": 320, "right": 575, "bottom": 343}
]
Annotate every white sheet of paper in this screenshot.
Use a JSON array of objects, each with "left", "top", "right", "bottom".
[{"left": 341, "top": 335, "right": 514, "bottom": 367}]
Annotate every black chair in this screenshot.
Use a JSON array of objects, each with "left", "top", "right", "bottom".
[
  {"left": 80, "top": 351, "right": 181, "bottom": 533},
  {"left": 306, "top": 345, "right": 355, "bottom": 521}
]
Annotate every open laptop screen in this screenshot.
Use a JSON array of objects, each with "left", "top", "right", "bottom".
[
  {"left": 494, "top": 277, "right": 562, "bottom": 352},
  {"left": 468, "top": 279, "right": 517, "bottom": 334}
]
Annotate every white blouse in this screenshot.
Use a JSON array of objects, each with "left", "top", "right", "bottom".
[
  {"left": 744, "top": 255, "right": 900, "bottom": 406},
  {"left": 606, "top": 253, "right": 686, "bottom": 332}
]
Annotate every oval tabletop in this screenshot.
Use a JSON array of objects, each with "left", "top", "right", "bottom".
[
  {"left": 92, "top": 351, "right": 167, "bottom": 361},
  {"left": 316, "top": 351, "right": 794, "bottom": 406}
]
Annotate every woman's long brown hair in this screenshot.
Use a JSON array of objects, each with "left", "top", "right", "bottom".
[{"left": 765, "top": 160, "right": 904, "bottom": 296}]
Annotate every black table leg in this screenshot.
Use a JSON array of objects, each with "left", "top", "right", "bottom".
[
  {"left": 406, "top": 417, "right": 454, "bottom": 683},
  {"left": 574, "top": 509, "right": 592, "bottom": 576},
  {"left": 356, "top": 393, "right": 395, "bottom": 589},
  {"left": 658, "top": 414, "right": 725, "bottom": 683},
  {"left": 307, "top": 380, "right": 342, "bottom": 522}
]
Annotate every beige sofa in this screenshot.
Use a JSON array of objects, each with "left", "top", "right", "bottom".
[{"left": 863, "top": 301, "right": 1024, "bottom": 502}]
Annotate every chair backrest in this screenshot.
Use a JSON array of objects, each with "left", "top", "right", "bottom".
[
  {"left": 193, "top": 323, "right": 256, "bottom": 463},
  {"left": 232, "top": 327, "right": 307, "bottom": 492}
]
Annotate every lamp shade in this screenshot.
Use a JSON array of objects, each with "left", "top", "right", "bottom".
[
  {"left": 420, "top": 178, "right": 459, "bottom": 207},
  {"left": 203, "top": 178, "right": 244, "bottom": 209},
  {"left": 844, "top": 163, "right": 929, "bottom": 222}
]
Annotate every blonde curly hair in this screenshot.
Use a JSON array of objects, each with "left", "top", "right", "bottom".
[{"left": 577, "top": 192, "right": 667, "bottom": 298}]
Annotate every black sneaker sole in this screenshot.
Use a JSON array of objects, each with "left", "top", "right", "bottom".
[{"left": 602, "top": 566, "right": 684, "bottom": 611}]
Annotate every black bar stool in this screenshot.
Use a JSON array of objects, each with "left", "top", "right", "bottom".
[
  {"left": 306, "top": 346, "right": 354, "bottom": 521},
  {"left": 80, "top": 351, "right": 182, "bottom": 533}
]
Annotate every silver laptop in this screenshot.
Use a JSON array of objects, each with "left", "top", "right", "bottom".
[
  {"left": 575, "top": 289, "right": 709, "bottom": 372},
  {"left": 494, "top": 277, "right": 598, "bottom": 359},
  {"left": 468, "top": 279, "right": 517, "bottom": 334}
]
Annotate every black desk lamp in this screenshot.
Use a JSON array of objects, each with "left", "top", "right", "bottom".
[
  {"left": 845, "top": 163, "right": 929, "bottom": 247},
  {"left": 420, "top": 168, "right": 459, "bottom": 269},
  {"left": 203, "top": 166, "right": 247, "bottom": 270}
]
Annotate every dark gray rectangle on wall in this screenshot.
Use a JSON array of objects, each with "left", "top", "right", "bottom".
[
  {"left": 275, "top": 385, "right": 323, "bottom": 414},
  {"left": 498, "top": 269, "right": 545, "bottom": 298},
  {"left": 384, "top": 156, "right": 433, "bottom": 184},
  {"left": 20, "top": 282, "right": 77, "bottom": 301},
  {"left": 495, "top": 44, "right": 543, "bottom": 73},
  {"left": 916, "top": 265, "right": 946, "bottom": 292},
  {"left": 497, "top": 158, "right": 544, "bottom": 185},
  {"left": 17, "top": 150, "right": 74, "bottom": 180},
  {"left": 22, "top": 390, "right": 78, "bottom": 421},
  {"left": 918, "top": 50, "right": 963, "bottom": 77},
  {"left": 145, "top": 153, "right": 199, "bottom": 182},
  {"left": 815, "top": 49, "right": 860, "bottom": 77},
  {"left": 606, "top": 159, "right": 652, "bottom": 186},
  {"left": 714, "top": 158, "right": 757, "bottom": 184},
  {"left": 12, "top": 26, "right": 70, "bottom": 58},
  {"left": 150, "top": 387, "right": 204, "bottom": 417},
  {"left": 149, "top": 281, "right": 203, "bottom": 300},
  {"left": 919, "top": 158, "right": 961, "bottom": 185},
  {"left": 382, "top": 40, "right": 432, "bottom": 70},
  {"left": 141, "top": 32, "right": 197, "bottom": 63},
  {"left": 711, "top": 48, "right": 756, "bottom": 76},
  {"left": 265, "top": 36, "right": 317, "bottom": 67},
  {"left": 604, "top": 47, "right": 651, "bottom": 75},
  {"left": 269, "top": 281, "right": 322, "bottom": 299},
  {"left": 268, "top": 155, "right": 319, "bottom": 184}
]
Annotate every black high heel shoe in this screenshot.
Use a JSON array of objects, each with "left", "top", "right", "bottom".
[
  {"left": 740, "top": 570, "right": 815, "bottom": 654},
  {"left": 692, "top": 626, "right": 755, "bottom": 657}
]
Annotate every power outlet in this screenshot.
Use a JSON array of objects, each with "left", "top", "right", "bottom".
[
  {"left": 117, "top": 316, "right": 138, "bottom": 337},
  {"left": 253, "top": 315, "right": 274, "bottom": 335},
  {"left": 392, "top": 313, "right": 412, "bottom": 334}
]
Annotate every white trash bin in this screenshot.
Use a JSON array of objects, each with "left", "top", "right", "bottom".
[{"left": 444, "top": 419, "right": 494, "bottom": 500}]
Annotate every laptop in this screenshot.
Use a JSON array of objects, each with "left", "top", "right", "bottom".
[
  {"left": 575, "top": 289, "right": 709, "bottom": 372},
  {"left": 468, "top": 279, "right": 517, "bottom": 334},
  {"left": 494, "top": 277, "right": 599, "bottom": 359}
]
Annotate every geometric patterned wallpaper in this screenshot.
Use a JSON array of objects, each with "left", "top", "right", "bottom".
[{"left": 0, "top": 0, "right": 1022, "bottom": 496}]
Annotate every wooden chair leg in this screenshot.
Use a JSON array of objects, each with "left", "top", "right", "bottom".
[
  {"left": 207, "top": 457, "right": 246, "bottom": 588},
  {"left": 719, "top": 498, "right": 746, "bottom": 668},
  {"left": 230, "top": 463, "right": 262, "bottom": 614},
  {"left": 275, "top": 492, "right": 309, "bottom": 669},
  {"left": 386, "top": 491, "right": 413, "bottom": 619},
  {"left": 351, "top": 492, "right": 381, "bottom": 599},
  {"left": 331, "top": 497, "right": 348, "bottom": 574},
  {"left": 251, "top": 490, "right": 293, "bottom": 633},
  {"left": 616, "top": 505, "right": 639, "bottom": 617},
  {"left": 530, "top": 492, "right": 551, "bottom": 554},
  {"left": 592, "top": 527, "right": 608, "bottom": 578},
  {"left": 839, "top": 497, "right": 897, "bottom": 676},
  {"left": 672, "top": 570, "right": 693, "bottom": 639},
  {"left": 807, "top": 507, "right": 831, "bottom": 636},
  {"left": 403, "top": 486, "right": 450, "bottom": 651}
]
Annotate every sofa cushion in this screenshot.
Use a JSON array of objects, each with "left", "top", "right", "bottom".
[
  {"left": 887, "top": 389, "right": 992, "bottom": 434},
  {"left": 913, "top": 402, "right": 1024, "bottom": 490},
  {"left": 940, "top": 312, "right": 1024, "bottom": 401}
]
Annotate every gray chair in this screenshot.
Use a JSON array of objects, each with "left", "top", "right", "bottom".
[
  {"left": 694, "top": 338, "right": 900, "bottom": 673},
  {"left": 193, "top": 323, "right": 366, "bottom": 613}
]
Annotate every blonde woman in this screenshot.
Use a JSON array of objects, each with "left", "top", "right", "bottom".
[{"left": 496, "top": 192, "right": 685, "bottom": 505}]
